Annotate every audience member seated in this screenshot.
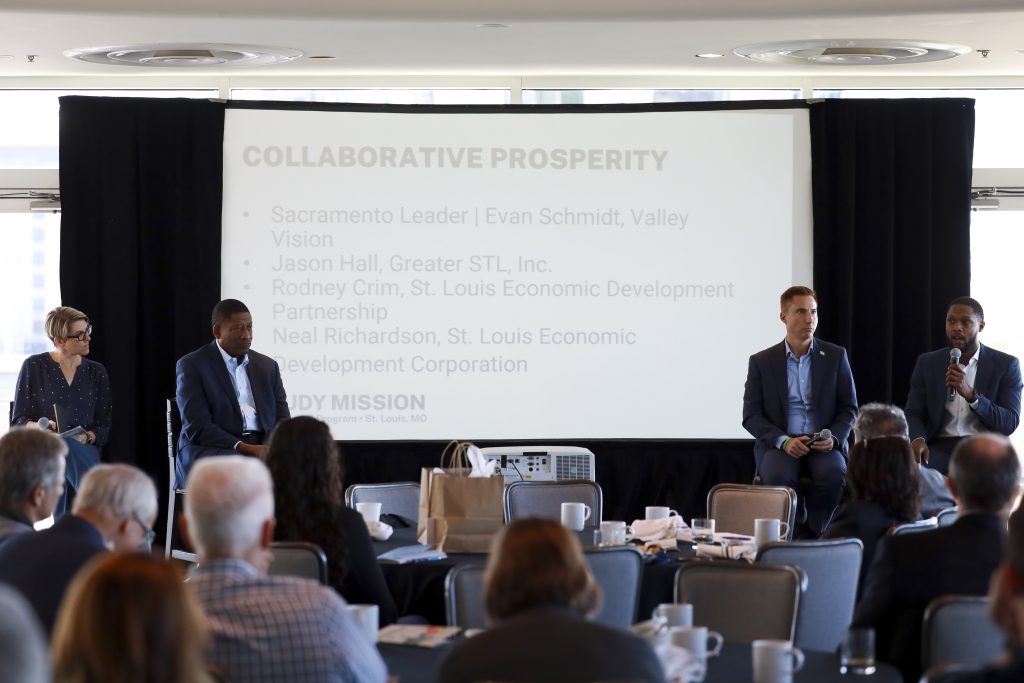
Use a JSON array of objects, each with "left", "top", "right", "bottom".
[
  {"left": 850, "top": 402, "right": 955, "bottom": 515},
  {"left": 51, "top": 553, "right": 212, "bottom": 683},
  {"left": 824, "top": 436, "right": 921, "bottom": 590},
  {"left": 852, "top": 433, "right": 1020, "bottom": 683},
  {"left": 265, "top": 416, "right": 398, "bottom": 625},
  {"left": 183, "top": 456, "right": 387, "bottom": 683},
  {"left": 437, "top": 518, "right": 666, "bottom": 683},
  {"left": 0, "top": 585, "right": 49, "bottom": 683},
  {"left": 0, "top": 463, "right": 157, "bottom": 635},
  {"left": 0, "top": 428, "right": 67, "bottom": 545},
  {"left": 928, "top": 506, "right": 1024, "bottom": 683}
]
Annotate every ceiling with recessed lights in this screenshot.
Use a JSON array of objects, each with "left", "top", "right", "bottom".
[{"left": 0, "top": 0, "right": 1023, "bottom": 76}]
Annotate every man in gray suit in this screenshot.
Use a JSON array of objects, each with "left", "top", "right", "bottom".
[{"left": 0, "top": 429, "right": 67, "bottom": 545}]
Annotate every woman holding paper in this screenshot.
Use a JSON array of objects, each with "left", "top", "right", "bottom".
[
  {"left": 265, "top": 416, "right": 398, "bottom": 625},
  {"left": 11, "top": 306, "right": 111, "bottom": 516}
]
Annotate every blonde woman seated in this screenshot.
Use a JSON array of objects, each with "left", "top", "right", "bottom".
[
  {"left": 437, "top": 518, "right": 666, "bottom": 683},
  {"left": 51, "top": 553, "right": 213, "bottom": 683}
]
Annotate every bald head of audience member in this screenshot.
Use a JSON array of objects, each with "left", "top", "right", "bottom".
[
  {"left": 853, "top": 402, "right": 909, "bottom": 442},
  {"left": 948, "top": 434, "right": 1020, "bottom": 516},
  {"left": 73, "top": 464, "right": 159, "bottom": 551},
  {"left": 0, "top": 428, "right": 67, "bottom": 526},
  {"left": 183, "top": 456, "right": 275, "bottom": 570}
]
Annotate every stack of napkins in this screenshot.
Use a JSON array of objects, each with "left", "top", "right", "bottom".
[
  {"left": 694, "top": 540, "right": 757, "bottom": 561},
  {"left": 631, "top": 516, "right": 689, "bottom": 542},
  {"left": 366, "top": 520, "right": 394, "bottom": 541},
  {"left": 654, "top": 643, "right": 705, "bottom": 683}
]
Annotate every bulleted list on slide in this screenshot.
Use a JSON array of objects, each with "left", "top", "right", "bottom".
[{"left": 221, "top": 108, "right": 810, "bottom": 439}]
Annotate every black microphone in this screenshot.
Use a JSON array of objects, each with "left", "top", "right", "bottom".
[
  {"left": 807, "top": 428, "right": 833, "bottom": 446},
  {"left": 947, "top": 348, "right": 962, "bottom": 402}
]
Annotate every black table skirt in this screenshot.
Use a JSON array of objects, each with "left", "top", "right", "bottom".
[{"left": 380, "top": 640, "right": 902, "bottom": 683}]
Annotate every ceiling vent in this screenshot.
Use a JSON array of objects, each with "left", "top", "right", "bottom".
[
  {"left": 64, "top": 43, "right": 303, "bottom": 68},
  {"left": 734, "top": 40, "right": 970, "bottom": 66}
]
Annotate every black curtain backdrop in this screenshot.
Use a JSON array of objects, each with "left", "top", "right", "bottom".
[
  {"left": 59, "top": 97, "right": 225, "bottom": 526},
  {"left": 57, "top": 96, "right": 974, "bottom": 531},
  {"left": 810, "top": 98, "right": 975, "bottom": 407}
]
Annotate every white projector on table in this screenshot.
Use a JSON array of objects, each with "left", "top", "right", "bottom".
[{"left": 478, "top": 446, "right": 596, "bottom": 482}]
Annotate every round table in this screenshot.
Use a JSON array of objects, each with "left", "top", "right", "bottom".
[{"left": 379, "top": 639, "right": 902, "bottom": 683}]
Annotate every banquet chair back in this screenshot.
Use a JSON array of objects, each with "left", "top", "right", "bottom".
[
  {"left": 504, "top": 480, "right": 603, "bottom": 527},
  {"left": 891, "top": 517, "right": 939, "bottom": 536},
  {"left": 164, "top": 398, "right": 196, "bottom": 562},
  {"left": 755, "top": 538, "right": 863, "bottom": 652},
  {"left": 936, "top": 507, "right": 958, "bottom": 528},
  {"left": 267, "top": 542, "right": 329, "bottom": 584},
  {"left": 707, "top": 483, "right": 797, "bottom": 538},
  {"left": 584, "top": 547, "right": 643, "bottom": 628},
  {"left": 922, "top": 595, "right": 1005, "bottom": 670},
  {"left": 675, "top": 560, "right": 806, "bottom": 642},
  {"left": 345, "top": 482, "right": 421, "bottom": 524},
  {"left": 445, "top": 564, "right": 487, "bottom": 629}
]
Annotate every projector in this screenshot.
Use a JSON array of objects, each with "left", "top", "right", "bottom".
[{"left": 478, "top": 446, "right": 596, "bottom": 482}]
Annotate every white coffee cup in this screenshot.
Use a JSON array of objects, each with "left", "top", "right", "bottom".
[
  {"left": 754, "top": 518, "right": 791, "bottom": 548},
  {"left": 670, "top": 626, "right": 724, "bottom": 662},
  {"left": 652, "top": 603, "right": 693, "bottom": 629},
  {"left": 346, "top": 603, "right": 379, "bottom": 644},
  {"left": 600, "top": 520, "right": 634, "bottom": 546},
  {"left": 560, "top": 502, "right": 592, "bottom": 531},
  {"left": 752, "top": 639, "right": 804, "bottom": 683},
  {"left": 355, "top": 501, "right": 382, "bottom": 524},
  {"left": 645, "top": 506, "right": 680, "bottom": 521}
]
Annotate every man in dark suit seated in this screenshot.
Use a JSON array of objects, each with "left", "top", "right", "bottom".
[
  {"left": 742, "top": 285, "right": 858, "bottom": 538},
  {"left": 905, "top": 296, "right": 1022, "bottom": 475},
  {"left": 0, "top": 463, "right": 157, "bottom": 635},
  {"left": 0, "top": 429, "right": 68, "bottom": 545},
  {"left": 175, "top": 299, "right": 290, "bottom": 485},
  {"left": 928, "top": 506, "right": 1024, "bottom": 683},
  {"left": 853, "top": 433, "right": 1020, "bottom": 683}
]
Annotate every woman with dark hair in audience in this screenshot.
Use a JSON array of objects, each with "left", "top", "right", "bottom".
[
  {"left": 51, "top": 553, "right": 212, "bottom": 683},
  {"left": 12, "top": 306, "right": 111, "bottom": 516},
  {"left": 824, "top": 435, "right": 922, "bottom": 585},
  {"left": 265, "top": 416, "right": 397, "bottom": 625},
  {"left": 437, "top": 518, "right": 666, "bottom": 683}
]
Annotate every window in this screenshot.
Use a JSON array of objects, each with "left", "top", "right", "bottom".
[
  {"left": 0, "top": 89, "right": 217, "bottom": 169},
  {"left": 229, "top": 88, "right": 510, "bottom": 105},
  {"left": 522, "top": 89, "right": 802, "bottom": 105},
  {"left": 813, "top": 89, "right": 1024, "bottom": 169}
]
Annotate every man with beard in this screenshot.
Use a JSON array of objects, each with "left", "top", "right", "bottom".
[{"left": 905, "top": 297, "right": 1021, "bottom": 474}]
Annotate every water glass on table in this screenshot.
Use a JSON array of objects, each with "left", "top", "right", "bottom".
[
  {"left": 691, "top": 518, "right": 715, "bottom": 544},
  {"left": 840, "top": 627, "right": 876, "bottom": 675}
]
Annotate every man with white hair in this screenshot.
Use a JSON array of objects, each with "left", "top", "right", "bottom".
[
  {"left": 0, "top": 428, "right": 68, "bottom": 544},
  {"left": 183, "top": 456, "right": 386, "bottom": 683},
  {"left": 0, "top": 463, "right": 157, "bottom": 635}
]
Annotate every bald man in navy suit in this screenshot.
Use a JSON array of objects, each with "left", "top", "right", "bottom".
[
  {"left": 175, "top": 299, "right": 290, "bottom": 485},
  {"left": 742, "top": 286, "right": 858, "bottom": 538}
]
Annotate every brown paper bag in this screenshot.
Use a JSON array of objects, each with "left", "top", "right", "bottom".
[{"left": 416, "top": 441, "right": 505, "bottom": 553}]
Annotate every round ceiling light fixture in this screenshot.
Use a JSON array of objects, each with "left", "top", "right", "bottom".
[
  {"left": 734, "top": 39, "right": 970, "bottom": 66},
  {"left": 64, "top": 43, "right": 303, "bottom": 68}
]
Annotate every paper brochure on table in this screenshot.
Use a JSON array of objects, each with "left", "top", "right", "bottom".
[
  {"left": 376, "top": 544, "right": 447, "bottom": 564},
  {"left": 378, "top": 624, "right": 462, "bottom": 648}
]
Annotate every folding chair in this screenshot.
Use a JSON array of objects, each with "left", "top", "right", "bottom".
[
  {"left": 445, "top": 564, "right": 487, "bottom": 629},
  {"left": 890, "top": 517, "right": 939, "bottom": 536},
  {"left": 675, "top": 560, "right": 806, "bottom": 642},
  {"left": 707, "top": 483, "right": 797, "bottom": 538},
  {"left": 267, "top": 541, "right": 329, "bottom": 584},
  {"left": 756, "top": 538, "right": 863, "bottom": 652},
  {"left": 922, "top": 595, "right": 1006, "bottom": 670},
  {"left": 585, "top": 546, "right": 643, "bottom": 627},
  {"left": 503, "top": 480, "right": 602, "bottom": 528},
  {"left": 345, "top": 482, "right": 421, "bottom": 525},
  {"left": 936, "top": 507, "right": 958, "bottom": 528},
  {"left": 164, "top": 398, "right": 197, "bottom": 563}
]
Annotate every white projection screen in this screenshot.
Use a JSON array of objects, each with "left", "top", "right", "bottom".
[{"left": 221, "top": 105, "right": 813, "bottom": 440}]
